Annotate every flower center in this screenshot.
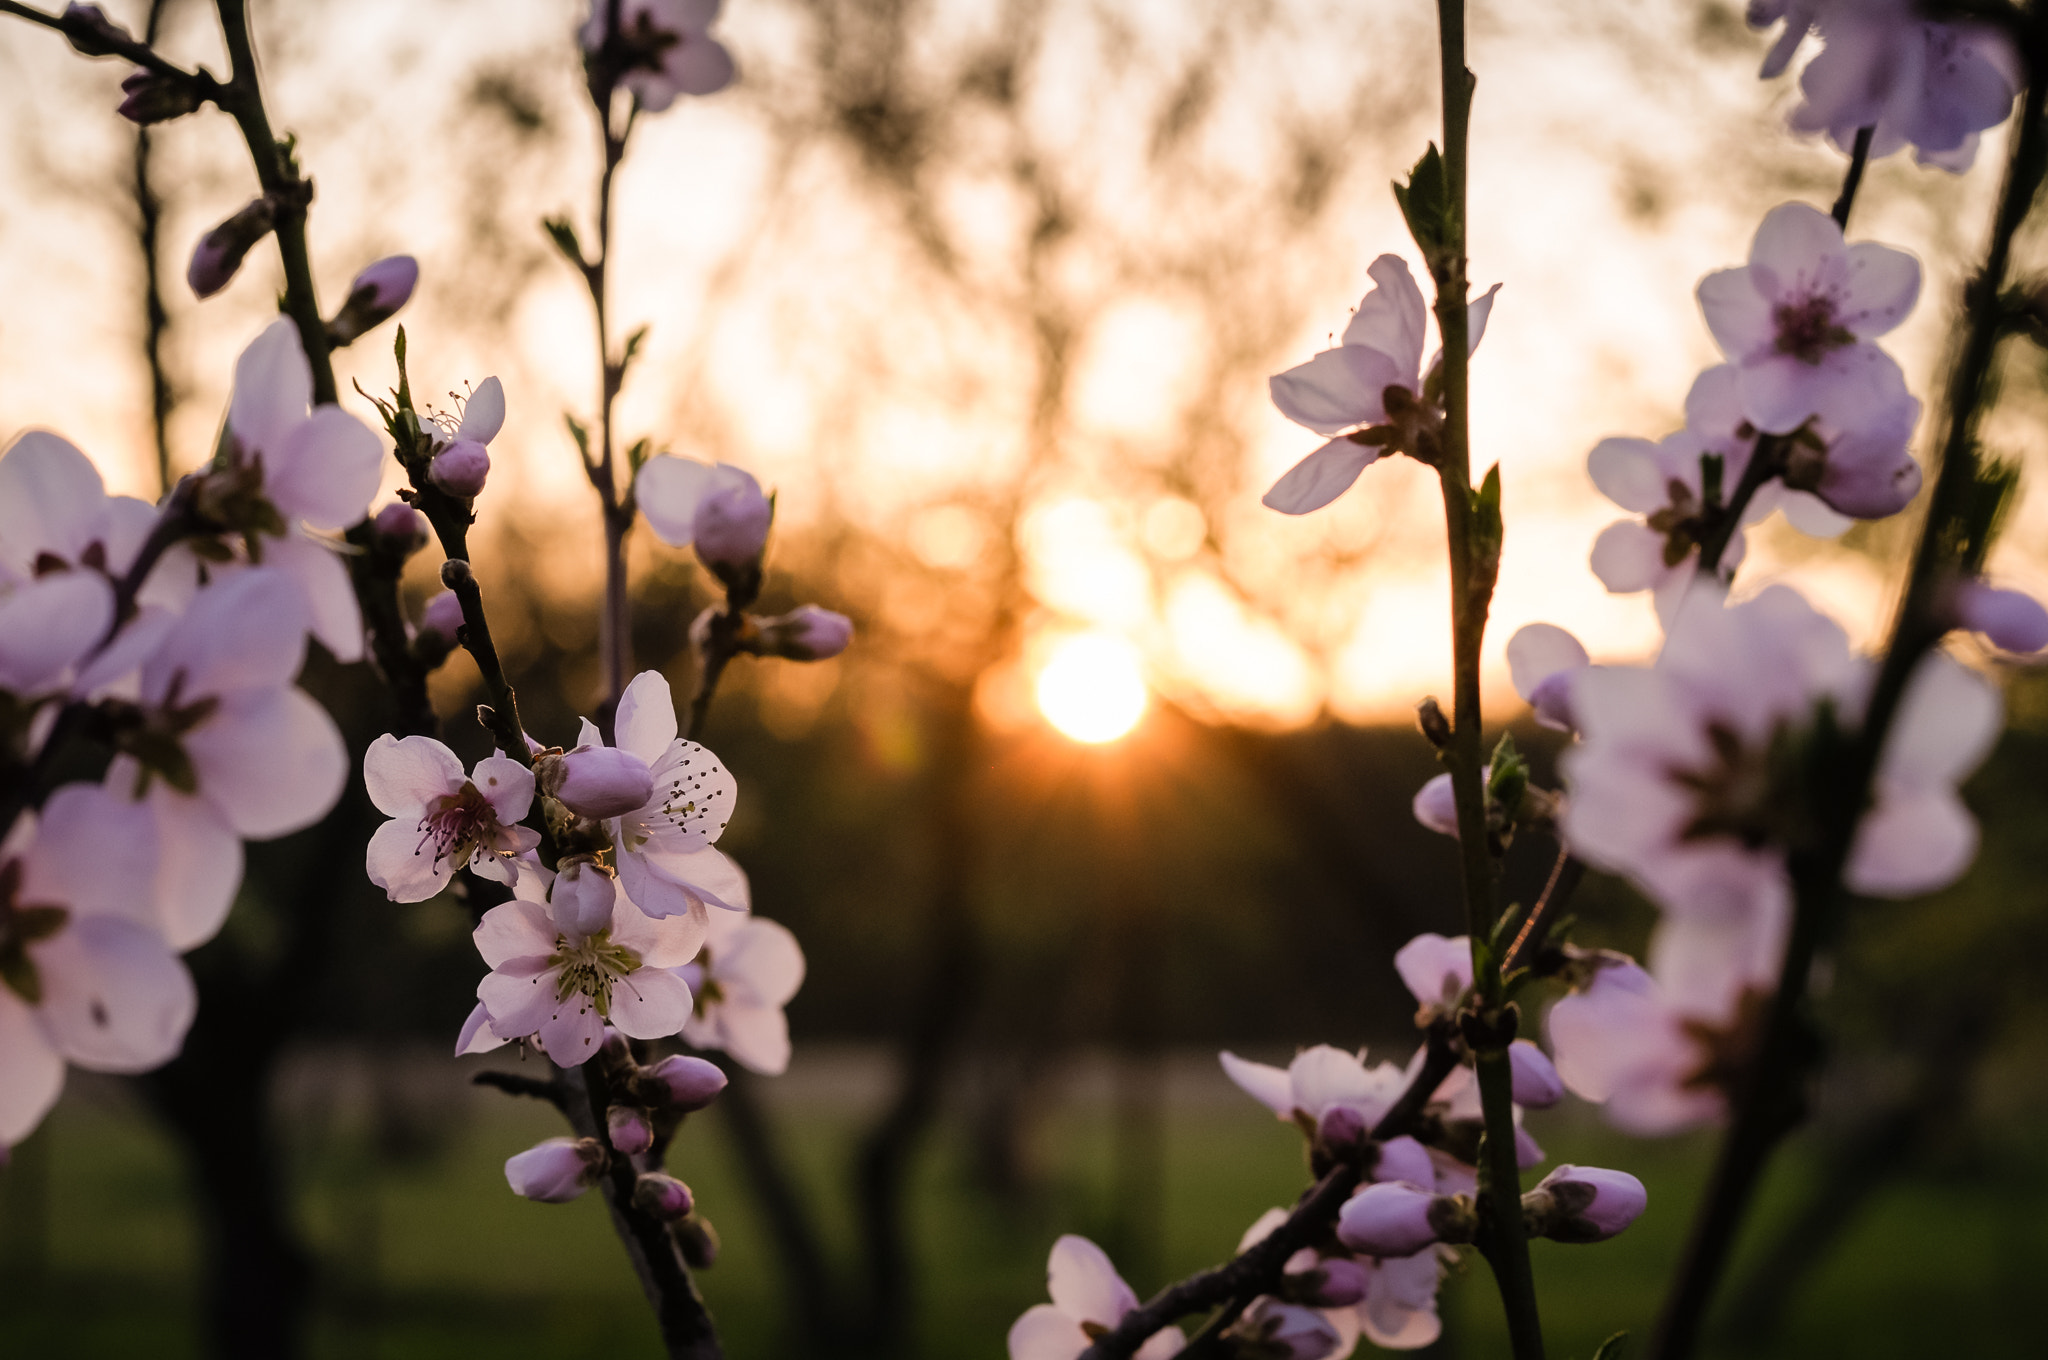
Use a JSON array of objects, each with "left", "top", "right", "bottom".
[
  {"left": 550, "top": 928, "right": 644, "bottom": 1018},
  {"left": 1771, "top": 294, "right": 1854, "bottom": 365},
  {"left": 1668, "top": 716, "right": 1818, "bottom": 852},
  {"left": 416, "top": 781, "right": 500, "bottom": 868}
]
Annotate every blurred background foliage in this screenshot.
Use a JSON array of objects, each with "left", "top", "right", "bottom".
[{"left": 3, "top": 0, "right": 2048, "bottom": 1357}]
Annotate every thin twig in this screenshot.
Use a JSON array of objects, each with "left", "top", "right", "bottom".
[
  {"left": 0, "top": 0, "right": 219, "bottom": 84},
  {"left": 472, "top": 1069, "right": 566, "bottom": 1107}
]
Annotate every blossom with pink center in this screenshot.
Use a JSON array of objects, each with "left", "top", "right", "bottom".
[
  {"left": 1697, "top": 203, "right": 1919, "bottom": 438},
  {"left": 0, "top": 784, "right": 195, "bottom": 1143},
  {"left": 678, "top": 906, "right": 805, "bottom": 1075},
  {"left": 470, "top": 875, "right": 705, "bottom": 1066},
  {"left": 362, "top": 734, "right": 539, "bottom": 902},
  {"left": 1264, "top": 255, "right": 1500, "bottom": 514},
  {"left": 1561, "top": 585, "right": 2001, "bottom": 929},
  {"left": 215, "top": 320, "right": 385, "bottom": 662},
  {"left": 1219, "top": 1044, "right": 1409, "bottom": 1130},
  {"left": 581, "top": 0, "right": 737, "bottom": 111},
  {"left": 594, "top": 669, "right": 751, "bottom": 920},
  {"left": 1007, "top": 1234, "right": 1185, "bottom": 1360},
  {"left": 1752, "top": 0, "right": 2019, "bottom": 171}
]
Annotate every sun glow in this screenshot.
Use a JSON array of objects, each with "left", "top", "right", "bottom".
[{"left": 1036, "top": 632, "right": 1149, "bottom": 744}]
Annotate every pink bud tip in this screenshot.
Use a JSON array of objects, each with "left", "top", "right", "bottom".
[
  {"left": 1954, "top": 580, "right": 2048, "bottom": 654},
  {"left": 1534, "top": 1164, "right": 1647, "bottom": 1242},
  {"left": 1317, "top": 1104, "right": 1366, "bottom": 1152},
  {"left": 354, "top": 255, "right": 418, "bottom": 312},
  {"left": 607, "top": 1104, "right": 654, "bottom": 1155},
  {"left": 429, "top": 440, "right": 491, "bottom": 498},
  {"left": 645, "top": 1054, "right": 728, "bottom": 1111},
  {"left": 692, "top": 469, "right": 772, "bottom": 569},
  {"left": 542, "top": 745, "right": 655, "bottom": 820},
  {"left": 1370, "top": 1135, "right": 1435, "bottom": 1188},
  {"left": 504, "top": 1137, "right": 604, "bottom": 1203},
  {"left": 419, "top": 590, "right": 465, "bottom": 644},
  {"left": 633, "top": 1172, "right": 695, "bottom": 1221},
  {"left": 1509, "top": 1039, "right": 1566, "bottom": 1108},
  {"left": 373, "top": 502, "right": 429, "bottom": 554},
  {"left": 1305, "top": 1256, "right": 1369, "bottom": 1307},
  {"left": 1335, "top": 1181, "right": 1440, "bottom": 1258},
  {"left": 549, "top": 859, "right": 618, "bottom": 939}
]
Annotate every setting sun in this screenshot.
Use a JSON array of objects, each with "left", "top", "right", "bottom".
[{"left": 1036, "top": 632, "right": 1149, "bottom": 744}]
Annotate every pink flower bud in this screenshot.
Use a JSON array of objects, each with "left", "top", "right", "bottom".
[
  {"left": 419, "top": 590, "right": 465, "bottom": 645},
  {"left": 1302, "top": 1256, "right": 1369, "bottom": 1307},
  {"left": 759, "top": 605, "right": 854, "bottom": 661},
  {"left": 329, "top": 255, "right": 419, "bottom": 346},
  {"left": 1509, "top": 1040, "right": 1565, "bottom": 1108},
  {"left": 188, "top": 198, "right": 276, "bottom": 299},
  {"left": 607, "top": 1104, "right": 654, "bottom": 1155},
  {"left": 373, "top": 502, "right": 429, "bottom": 556},
  {"left": 1336, "top": 1181, "right": 1440, "bottom": 1258},
  {"left": 692, "top": 469, "right": 772, "bottom": 569},
  {"left": 429, "top": 439, "right": 491, "bottom": 497},
  {"left": 540, "top": 744, "right": 655, "bottom": 820},
  {"left": 632, "top": 1172, "right": 695, "bottom": 1222},
  {"left": 549, "top": 859, "right": 617, "bottom": 939},
  {"left": 644, "top": 1054, "right": 728, "bottom": 1111},
  {"left": 1411, "top": 773, "right": 1457, "bottom": 836},
  {"left": 504, "top": 1136, "right": 605, "bottom": 1202},
  {"left": 1952, "top": 580, "right": 2048, "bottom": 654},
  {"left": 1317, "top": 1104, "right": 1366, "bottom": 1153},
  {"left": 1371, "top": 1135, "right": 1434, "bottom": 1187},
  {"left": 1232, "top": 1297, "right": 1342, "bottom": 1360},
  {"left": 1531, "top": 1164, "right": 1647, "bottom": 1243},
  {"left": 1526, "top": 671, "right": 1578, "bottom": 732},
  {"left": 118, "top": 68, "right": 202, "bottom": 125},
  {"left": 1816, "top": 449, "right": 1922, "bottom": 520}
]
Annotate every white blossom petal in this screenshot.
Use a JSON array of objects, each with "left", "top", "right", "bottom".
[
  {"left": 227, "top": 319, "right": 314, "bottom": 460},
  {"left": 1262, "top": 438, "right": 1380, "bottom": 515},
  {"left": 616, "top": 670, "right": 680, "bottom": 763},
  {"left": 1046, "top": 1235, "right": 1138, "bottom": 1330},
  {"left": 266, "top": 406, "right": 383, "bottom": 531},
  {"left": 183, "top": 686, "right": 347, "bottom": 839},
  {"left": 34, "top": 916, "right": 196, "bottom": 1073},
  {"left": 363, "top": 734, "right": 466, "bottom": 818}
]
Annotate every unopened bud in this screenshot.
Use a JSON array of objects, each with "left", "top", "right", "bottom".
[
  {"left": 600, "top": 1025, "right": 633, "bottom": 1065},
  {"left": 642, "top": 1054, "right": 727, "bottom": 1111},
  {"left": 1337, "top": 1182, "right": 1473, "bottom": 1258},
  {"left": 632, "top": 1172, "right": 695, "bottom": 1221},
  {"left": 329, "top": 255, "right": 419, "bottom": 347},
  {"left": 607, "top": 1104, "right": 654, "bottom": 1155},
  {"left": 1300, "top": 1256, "right": 1369, "bottom": 1307},
  {"left": 1228, "top": 1297, "right": 1343, "bottom": 1360},
  {"left": 188, "top": 197, "right": 276, "bottom": 299},
  {"left": 118, "top": 67, "right": 203, "bottom": 125},
  {"left": 1316, "top": 1105, "right": 1366, "bottom": 1156},
  {"left": 692, "top": 469, "right": 772, "bottom": 570},
  {"left": 1416, "top": 696, "right": 1451, "bottom": 748},
  {"left": 1509, "top": 1039, "right": 1565, "bottom": 1108},
  {"left": 675, "top": 1213, "right": 720, "bottom": 1268},
  {"left": 755, "top": 605, "right": 853, "bottom": 661},
  {"left": 373, "top": 502, "right": 429, "bottom": 556},
  {"left": 549, "top": 858, "right": 618, "bottom": 939},
  {"left": 1370, "top": 1135, "right": 1435, "bottom": 1187},
  {"left": 61, "top": 3, "right": 133, "bottom": 56},
  {"left": 1525, "top": 1164, "right": 1646, "bottom": 1243},
  {"left": 504, "top": 1136, "right": 606, "bottom": 1203},
  {"left": 1951, "top": 579, "right": 2048, "bottom": 654},
  {"left": 429, "top": 439, "right": 491, "bottom": 497},
  {"left": 1411, "top": 772, "right": 1457, "bottom": 837},
  {"left": 538, "top": 745, "right": 655, "bottom": 820},
  {"left": 418, "top": 589, "right": 465, "bottom": 645}
]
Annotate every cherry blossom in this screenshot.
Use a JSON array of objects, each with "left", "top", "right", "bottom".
[
  {"left": 1219, "top": 1044, "right": 1409, "bottom": 1132},
  {"left": 636, "top": 456, "right": 771, "bottom": 566},
  {"left": 678, "top": 906, "right": 804, "bottom": 1075},
  {"left": 1228, "top": 1297, "right": 1343, "bottom": 1360},
  {"left": 362, "top": 734, "right": 539, "bottom": 902},
  {"left": 1264, "top": 256, "right": 1500, "bottom": 514},
  {"left": 1560, "top": 585, "right": 2001, "bottom": 927},
  {"left": 423, "top": 376, "right": 503, "bottom": 501},
  {"left": 1548, "top": 953, "right": 1730, "bottom": 1135},
  {"left": 1751, "top": 0, "right": 2020, "bottom": 170},
  {"left": 582, "top": 0, "right": 737, "bottom": 111},
  {"left": 215, "top": 320, "right": 385, "bottom": 662},
  {"left": 1697, "top": 203, "right": 1919, "bottom": 438},
  {"left": 593, "top": 669, "right": 750, "bottom": 920},
  {"left": 1236, "top": 1210, "right": 1443, "bottom": 1353},
  {"left": 471, "top": 875, "right": 705, "bottom": 1066},
  {"left": 0, "top": 784, "right": 195, "bottom": 1143},
  {"left": 1006, "top": 1234, "right": 1185, "bottom": 1360}
]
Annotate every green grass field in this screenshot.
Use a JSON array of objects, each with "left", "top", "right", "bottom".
[{"left": 2, "top": 1054, "right": 2043, "bottom": 1359}]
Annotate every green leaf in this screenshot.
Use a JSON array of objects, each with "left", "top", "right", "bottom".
[
  {"left": 1470, "top": 462, "right": 1503, "bottom": 579},
  {"left": 621, "top": 325, "right": 651, "bottom": 371},
  {"left": 1393, "top": 144, "right": 1453, "bottom": 265},
  {"left": 626, "top": 437, "right": 652, "bottom": 475},
  {"left": 1956, "top": 455, "right": 2021, "bottom": 572},
  {"left": 394, "top": 326, "right": 414, "bottom": 411},
  {"left": 1487, "top": 729, "right": 1529, "bottom": 816},
  {"left": 564, "top": 413, "right": 593, "bottom": 467},
  {"left": 1590, "top": 1331, "right": 1628, "bottom": 1360},
  {"left": 544, "top": 216, "right": 585, "bottom": 270}
]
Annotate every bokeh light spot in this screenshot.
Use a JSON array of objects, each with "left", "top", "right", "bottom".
[{"left": 1036, "top": 632, "right": 1148, "bottom": 744}]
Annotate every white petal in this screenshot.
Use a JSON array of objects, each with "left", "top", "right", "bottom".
[
  {"left": 1465, "top": 282, "right": 1502, "bottom": 357},
  {"left": 1047, "top": 1234, "right": 1138, "bottom": 1329},
  {"left": 184, "top": 686, "right": 347, "bottom": 840},
  {"left": 616, "top": 671, "right": 680, "bottom": 763},
  {"left": 35, "top": 915, "right": 196, "bottom": 1073},
  {"left": 478, "top": 955, "right": 563, "bottom": 1035},
  {"left": 363, "top": 734, "right": 465, "bottom": 817},
  {"left": 366, "top": 815, "right": 455, "bottom": 903},
  {"left": 538, "top": 993, "right": 607, "bottom": 1063},
  {"left": 610, "top": 886, "right": 709, "bottom": 968},
  {"left": 0, "top": 987, "right": 65, "bottom": 1143},
  {"left": 24, "top": 782, "right": 158, "bottom": 920},
  {"left": 1881, "top": 650, "right": 2001, "bottom": 788},
  {"left": 1586, "top": 437, "right": 1671, "bottom": 514},
  {"left": 1262, "top": 438, "right": 1380, "bottom": 515},
  {"left": 667, "top": 33, "right": 736, "bottom": 95},
  {"left": 609, "top": 965, "right": 696, "bottom": 1040},
  {"left": 642, "top": 845, "right": 749, "bottom": 912},
  {"left": 137, "top": 776, "right": 242, "bottom": 949},
  {"left": 1696, "top": 267, "right": 1774, "bottom": 362},
  {"left": 617, "top": 846, "right": 701, "bottom": 920},
  {"left": 1506, "top": 623, "right": 1589, "bottom": 702},
  {"left": 228, "top": 319, "right": 314, "bottom": 459},
  {"left": 456, "top": 376, "right": 505, "bottom": 444},
  {"left": 1393, "top": 933, "right": 1472, "bottom": 1008},
  {"left": 0, "top": 572, "right": 112, "bottom": 693},
  {"left": 1288, "top": 1044, "right": 1376, "bottom": 1119},
  {"left": 1779, "top": 491, "right": 1852, "bottom": 538},
  {"left": 1589, "top": 520, "right": 1670, "bottom": 594},
  {"left": 1338, "top": 255, "right": 1427, "bottom": 381},
  {"left": 1219, "top": 1051, "right": 1293, "bottom": 1117},
  {"left": 474, "top": 900, "right": 557, "bottom": 968},
  {"left": 1269, "top": 348, "right": 1402, "bottom": 436},
  {"left": 145, "top": 569, "right": 308, "bottom": 703},
  {"left": 717, "top": 916, "right": 805, "bottom": 1005},
  {"left": 711, "top": 998, "right": 792, "bottom": 1073},
  {"left": 1007, "top": 1304, "right": 1089, "bottom": 1360},
  {"left": 265, "top": 407, "right": 383, "bottom": 530},
  {"left": 1846, "top": 785, "right": 1977, "bottom": 898},
  {"left": 455, "top": 1001, "right": 510, "bottom": 1056},
  {"left": 73, "top": 606, "right": 175, "bottom": 702},
  {"left": 265, "top": 530, "right": 365, "bottom": 662},
  {"left": 1837, "top": 241, "right": 1920, "bottom": 339},
  {"left": 0, "top": 430, "right": 111, "bottom": 574},
  {"left": 1746, "top": 202, "right": 1845, "bottom": 297},
  {"left": 636, "top": 455, "right": 715, "bottom": 547},
  {"left": 472, "top": 755, "right": 535, "bottom": 824}
]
